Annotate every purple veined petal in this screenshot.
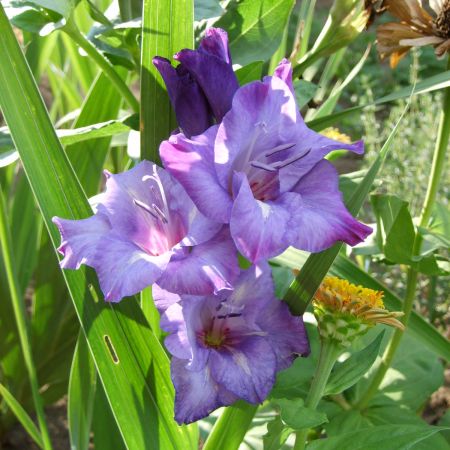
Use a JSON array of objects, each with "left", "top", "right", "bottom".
[
  {"left": 157, "top": 227, "right": 239, "bottom": 295},
  {"left": 160, "top": 126, "right": 233, "bottom": 224},
  {"left": 160, "top": 303, "right": 192, "bottom": 360},
  {"left": 287, "top": 160, "right": 372, "bottom": 252},
  {"left": 214, "top": 76, "right": 299, "bottom": 190},
  {"left": 171, "top": 358, "right": 238, "bottom": 425},
  {"left": 278, "top": 134, "right": 364, "bottom": 193},
  {"left": 153, "top": 56, "right": 212, "bottom": 138},
  {"left": 198, "top": 28, "right": 232, "bottom": 64},
  {"left": 92, "top": 234, "right": 173, "bottom": 302},
  {"left": 226, "top": 262, "right": 275, "bottom": 314},
  {"left": 230, "top": 172, "right": 293, "bottom": 262},
  {"left": 209, "top": 336, "right": 277, "bottom": 404},
  {"left": 152, "top": 284, "right": 182, "bottom": 312},
  {"left": 271, "top": 58, "right": 294, "bottom": 94},
  {"left": 257, "top": 300, "right": 310, "bottom": 371},
  {"left": 52, "top": 213, "right": 110, "bottom": 270},
  {"left": 174, "top": 48, "right": 239, "bottom": 122}
]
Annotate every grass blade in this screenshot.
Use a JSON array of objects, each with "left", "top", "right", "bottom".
[
  {"left": 0, "top": 187, "right": 52, "bottom": 449},
  {"left": 140, "top": 0, "right": 194, "bottom": 161},
  {"left": 0, "top": 5, "right": 192, "bottom": 449},
  {"left": 68, "top": 332, "right": 97, "bottom": 450},
  {"left": 0, "top": 383, "right": 44, "bottom": 449}
]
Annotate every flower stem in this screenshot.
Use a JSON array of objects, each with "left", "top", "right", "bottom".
[
  {"left": 356, "top": 57, "right": 450, "bottom": 409},
  {"left": 203, "top": 401, "right": 258, "bottom": 450},
  {"left": 0, "top": 188, "right": 53, "bottom": 450},
  {"left": 63, "top": 20, "right": 139, "bottom": 113},
  {"left": 293, "top": 339, "right": 341, "bottom": 450}
]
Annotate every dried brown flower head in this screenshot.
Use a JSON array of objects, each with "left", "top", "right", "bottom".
[
  {"left": 365, "top": 0, "right": 388, "bottom": 28},
  {"left": 377, "top": 0, "right": 450, "bottom": 68}
]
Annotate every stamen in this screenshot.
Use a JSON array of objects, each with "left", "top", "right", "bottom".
[
  {"left": 133, "top": 199, "right": 158, "bottom": 220},
  {"left": 264, "top": 142, "right": 296, "bottom": 157},
  {"left": 250, "top": 160, "right": 277, "bottom": 172},
  {"left": 143, "top": 167, "right": 170, "bottom": 223},
  {"left": 152, "top": 203, "right": 168, "bottom": 224},
  {"left": 216, "top": 313, "right": 242, "bottom": 319},
  {"left": 272, "top": 149, "right": 311, "bottom": 169}
]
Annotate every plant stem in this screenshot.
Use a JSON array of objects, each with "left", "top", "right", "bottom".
[
  {"left": 356, "top": 57, "right": 450, "bottom": 409},
  {"left": 293, "top": 339, "right": 341, "bottom": 450},
  {"left": 0, "top": 188, "right": 53, "bottom": 450},
  {"left": 63, "top": 21, "right": 139, "bottom": 113},
  {"left": 203, "top": 401, "right": 258, "bottom": 450}
]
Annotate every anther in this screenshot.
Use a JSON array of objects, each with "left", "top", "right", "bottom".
[
  {"left": 273, "top": 149, "right": 311, "bottom": 169},
  {"left": 134, "top": 199, "right": 158, "bottom": 219},
  {"left": 264, "top": 142, "right": 296, "bottom": 157}
]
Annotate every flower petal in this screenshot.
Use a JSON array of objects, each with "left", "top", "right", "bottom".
[
  {"left": 153, "top": 56, "right": 212, "bottom": 137},
  {"left": 52, "top": 213, "right": 110, "bottom": 269},
  {"left": 172, "top": 358, "right": 238, "bottom": 424},
  {"left": 157, "top": 228, "right": 239, "bottom": 295},
  {"left": 210, "top": 336, "right": 277, "bottom": 404},
  {"left": 214, "top": 76, "right": 298, "bottom": 190},
  {"left": 93, "top": 235, "right": 172, "bottom": 302},
  {"left": 199, "top": 28, "right": 232, "bottom": 64},
  {"left": 271, "top": 58, "right": 294, "bottom": 94},
  {"left": 160, "top": 126, "right": 233, "bottom": 223},
  {"left": 288, "top": 160, "right": 372, "bottom": 252},
  {"left": 230, "top": 172, "right": 293, "bottom": 262},
  {"left": 175, "top": 48, "right": 239, "bottom": 122},
  {"left": 160, "top": 303, "right": 192, "bottom": 360}
]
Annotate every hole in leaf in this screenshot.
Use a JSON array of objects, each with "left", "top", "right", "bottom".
[{"left": 104, "top": 335, "right": 119, "bottom": 364}]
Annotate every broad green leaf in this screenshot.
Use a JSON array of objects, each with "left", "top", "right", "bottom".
[
  {"left": 307, "top": 70, "right": 450, "bottom": 131},
  {"left": 307, "top": 424, "right": 447, "bottom": 450},
  {"left": 215, "top": 0, "right": 295, "bottom": 66},
  {"left": 324, "top": 331, "right": 384, "bottom": 396},
  {"left": 68, "top": 333, "right": 96, "bottom": 450},
  {"left": 195, "top": 0, "right": 223, "bottom": 21},
  {"left": 235, "top": 61, "right": 264, "bottom": 85},
  {"left": 263, "top": 416, "right": 293, "bottom": 450},
  {"left": 275, "top": 398, "right": 328, "bottom": 430},
  {"left": 0, "top": 6, "right": 192, "bottom": 449},
  {"left": 140, "top": 0, "right": 193, "bottom": 161},
  {"left": 325, "top": 400, "right": 449, "bottom": 450},
  {"left": 282, "top": 98, "right": 410, "bottom": 314},
  {"left": 294, "top": 79, "right": 317, "bottom": 109},
  {"left": 0, "top": 383, "right": 44, "bottom": 449},
  {"left": 29, "top": 0, "right": 79, "bottom": 18}
]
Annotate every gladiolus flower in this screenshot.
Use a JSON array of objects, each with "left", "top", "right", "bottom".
[
  {"left": 52, "top": 162, "right": 239, "bottom": 301},
  {"left": 154, "top": 263, "right": 309, "bottom": 424}
]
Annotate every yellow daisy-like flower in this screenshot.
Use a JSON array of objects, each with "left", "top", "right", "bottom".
[{"left": 313, "top": 276, "right": 404, "bottom": 347}]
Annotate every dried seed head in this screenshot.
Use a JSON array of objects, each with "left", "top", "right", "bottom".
[{"left": 434, "top": 0, "right": 450, "bottom": 38}]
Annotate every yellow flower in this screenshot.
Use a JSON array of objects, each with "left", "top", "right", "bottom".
[
  {"left": 376, "top": 0, "right": 450, "bottom": 68},
  {"left": 313, "top": 276, "right": 404, "bottom": 346},
  {"left": 322, "top": 127, "right": 352, "bottom": 144}
]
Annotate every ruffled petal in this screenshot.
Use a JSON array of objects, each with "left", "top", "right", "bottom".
[
  {"left": 288, "top": 160, "right": 372, "bottom": 252},
  {"left": 152, "top": 284, "right": 181, "bottom": 312},
  {"left": 215, "top": 76, "right": 299, "bottom": 190},
  {"left": 175, "top": 48, "right": 239, "bottom": 122},
  {"left": 172, "top": 358, "right": 238, "bottom": 424},
  {"left": 153, "top": 57, "right": 212, "bottom": 137},
  {"left": 157, "top": 228, "right": 239, "bottom": 295},
  {"left": 160, "top": 303, "right": 192, "bottom": 360},
  {"left": 93, "top": 235, "right": 172, "bottom": 302},
  {"left": 52, "top": 213, "right": 110, "bottom": 270},
  {"left": 230, "top": 172, "right": 293, "bottom": 262},
  {"left": 160, "top": 126, "right": 233, "bottom": 223},
  {"left": 257, "top": 300, "right": 310, "bottom": 371},
  {"left": 210, "top": 336, "right": 277, "bottom": 404}
]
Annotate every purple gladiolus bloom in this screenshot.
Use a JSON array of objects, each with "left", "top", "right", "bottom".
[
  {"left": 160, "top": 59, "right": 372, "bottom": 262},
  {"left": 52, "top": 162, "right": 239, "bottom": 302},
  {"left": 153, "top": 28, "right": 239, "bottom": 138},
  {"left": 154, "top": 263, "right": 310, "bottom": 424}
]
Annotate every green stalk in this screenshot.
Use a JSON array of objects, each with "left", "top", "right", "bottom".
[
  {"left": 63, "top": 20, "right": 139, "bottom": 113},
  {"left": 357, "top": 57, "right": 450, "bottom": 409},
  {"left": 203, "top": 401, "right": 258, "bottom": 450},
  {"left": 293, "top": 339, "right": 341, "bottom": 450},
  {"left": 0, "top": 188, "right": 53, "bottom": 450}
]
